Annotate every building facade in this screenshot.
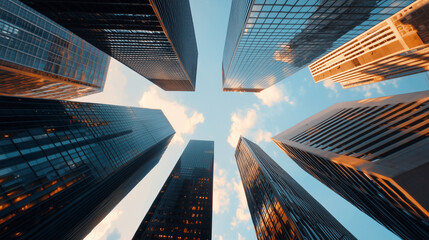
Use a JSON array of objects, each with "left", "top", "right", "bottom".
[
  {"left": 133, "top": 140, "right": 214, "bottom": 239},
  {"left": 235, "top": 137, "right": 356, "bottom": 240},
  {"left": 0, "top": 96, "right": 175, "bottom": 239},
  {"left": 273, "top": 91, "right": 429, "bottom": 239},
  {"left": 222, "top": 0, "right": 414, "bottom": 92},
  {"left": 0, "top": 0, "right": 110, "bottom": 100},
  {"left": 21, "top": 0, "right": 198, "bottom": 91},
  {"left": 310, "top": 0, "right": 429, "bottom": 88}
]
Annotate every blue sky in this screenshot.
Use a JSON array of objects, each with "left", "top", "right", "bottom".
[{"left": 77, "top": 1, "right": 429, "bottom": 239}]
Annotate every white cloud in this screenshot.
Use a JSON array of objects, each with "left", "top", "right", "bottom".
[
  {"left": 284, "top": 95, "right": 295, "bottom": 106},
  {"left": 353, "top": 83, "right": 384, "bottom": 98},
  {"left": 323, "top": 79, "right": 338, "bottom": 93},
  {"left": 255, "top": 85, "right": 294, "bottom": 107},
  {"left": 213, "top": 168, "right": 232, "bottom": 214},
  {"left": 139, "top": 86, "right": 204, "bottom": 145},
  {"left": 84, "top": 209, "right": 123, "bottom": 240},
  {"left": 255, "top": 129, "right": 272, "bottom": 144},
  {"left": 322, "top": 79, "right": 341, "bottom": 98},
  {"left": 76, "top": 59, "right": 128, "bottom": 105},
  {"left": 215, "top": 235, "right": 224, "bottom": 240},
  {"left": 231, "top": 179, "right": 251, "bottom": 227},
  {"left": 227, "top": 109, "right": 257, "bottom": 147},
  {"left": 238, "top": 233, "right": 246, "bottom": 240}
]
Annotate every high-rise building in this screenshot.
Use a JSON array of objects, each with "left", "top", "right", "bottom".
[
  {"left": 21, "top": 0, "right": 198, "bottom": 91},
  {"left": 133, "top": 140, "right": 214, "bottom": 239},
  {"left": 272, "top": 91, "right": 429, "bottom": 239},
  {"left": 0, "top": 96, "right": 175, "bottom": 239},
  {"left": 310, "top": 0, "right": 429, "bottom": 89},
  {"left": 0, "top": 0, "right": 110, "bottom": 100},
  {"left": 235, "top": 136, "right": 356, "bottom": 240},
  {"left": 222, "top": 0, "right": 414, "bottom": 92}
]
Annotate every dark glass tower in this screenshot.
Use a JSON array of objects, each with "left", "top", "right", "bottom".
[
  {"left": 133, "top": 140, "right": 214, "bottom": 239},
  {"left": 273, "top": 91, "right": 429, "bottom": 239},
  {"left": 0, "top": 0, "right": 110, "bottom": 100},
  {"left": 235, "top": 137, "right": 356, "bottom": 240},
  {"left": 222, "top": 0, "right": 414, "bottom": 92},
  {"left": 0, "top": 96, "right": 175, "bottom": 239},
  {"left": 21, "top": 0, "right": 198, "bottom": 91}
]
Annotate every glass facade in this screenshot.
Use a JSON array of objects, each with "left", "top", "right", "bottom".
[
  {"left": 0, "top": 96, "right": 175, "bottom": 239},
  {"left": 310, "top": 0, "right": 429, "bottom": 88},
  {"left": 235, "top": 137, "right": 356, "bottom": 240},
  {"left": 273, "top": 90, "right": 429, "bottom": 239},
  {"left": 222, "top": 0, "right": 414, "bottom": 92},
  {"left": 0, "top": 0, "right": 110, "bottom": 100},
  {"left": 133, "top": 140, "right": 214, "bottom": 239},
  {"left": 21, "top": 0, "right": 198, "bottom": 91}
]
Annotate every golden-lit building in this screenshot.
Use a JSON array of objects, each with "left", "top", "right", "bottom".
[
  {"left": 235, "top": 137, "right": 356, "bottom": 240},
  {"left": 133, "top": 140, "right": 214, "bottom": 240},
  {"left": 273, "top": 90, "right": 429, "bottom": 239},
  {"left": 310, "top": 0, "right": 429, "bottom": 88},
  {"left": 0, "top": 0, "right": 110, "bottom": 100}
]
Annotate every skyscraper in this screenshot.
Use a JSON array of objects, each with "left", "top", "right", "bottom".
[
  {"left": 235, "top": 136, "right": 356, "bottom": 240},
  {"left": 133, "top": 140, "right": 214, "bottom": 239},
  {"left": 0, "top": 96, "right": 175, "bottom": 239},
  {"left": 272, "top": 91, "right": 429, "bottom": 239},
  {"left": 21, "top": 0, "right": 198, "bottom": 91},
  {"left": 310, "top": 0, "right": 429, "bottom": 89},
  {"left": 222, "top": 0, "right": 414, "bottom": 92},
  {"left": 0, "top": 0, "right": 110, "bottom": 100}
]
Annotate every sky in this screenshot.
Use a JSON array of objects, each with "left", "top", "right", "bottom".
[{"left": 76, "top": 1, "right": 429, "bottom": 240}]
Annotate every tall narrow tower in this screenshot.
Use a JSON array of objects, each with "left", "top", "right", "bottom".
[
  {"left": 133, "top": 140, "right": 214, "bottom": 240},
  {"left": 0, "top": 0, "right": 110, "bottom": 100},
  {"left": 222, "top": 0, "right": 414, "bottom": 92},
  {"left": 235, "top": 136, "right": 356, "bottom": 240},
  {"left": 0, "top": 96, "right": 175, "bottom": 239},
  {"left": 21, "top": 0, "right": 198, "bottom": 91},
  {"left": 273, "top": 91, "right": 429, "bottom": 239}
]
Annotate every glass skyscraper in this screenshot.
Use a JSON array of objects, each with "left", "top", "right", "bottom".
[
  {"left": 21, "top": 0, "right": 198, "bottom": 91},
  {"left": 235, "top": 136, "right": 356, "bottom": 240},
  {"left": 0, "top": 96, "right": 175, "bottom": 239},
  {"left": 133, "top": 140, "right": 214, "bottom": 239},
  {"left": 0, "top": 0, "right": 110, "bottom": 100},
  {"left": 310, "top": 0, "right": 429, "bottom": 88},
  {"left": 273, "top": 90, "right": 429, "bottom": 239},
  {"left": 222, "top": 0, "right": 414, "bottom": 92}
]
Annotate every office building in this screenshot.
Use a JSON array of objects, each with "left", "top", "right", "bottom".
[
  {"left": 0, "top": 96, "right": 175, "bottom": 239},
  {"left": 222, "top": 0, "right": 414, "bottom": 92},
  {"left": 235, "top": 137, "right": 356, "bottom": 240},
  {"left": 133, "top": 140, "right": 214, "bottom": 239},
  {"left": 21, "top": 0, "right": 198, "bottom": 91},
  {"left": 273, "top": 91, "right": 429, "bottom": 239},
  {"left": 0, "top": 0, "right": 110, "bottom": 100},
  {"left": 310, "top": 0, "right": 429, "bottom": 88}
]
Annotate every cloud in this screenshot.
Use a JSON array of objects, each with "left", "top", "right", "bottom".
[
  {"left": 84, "top": 209, "right": 123, "bottom": 240},
  {"left": 322, "top": 79, "right": 341, "bottom": 98},
  {"left": 255, "top": 85, "right": 294, "bottom": 107},
  {"left": 323, "top": 79, "right": 338, "bottom": 93},
  {"left": 139, "top": 86, "right": 204, "bottom": 145},
  {"left": 76, "top": 59, "right": 128, "bottom": 105},
  {"left": 238, "top": 233, "right": 246, "bottom": 240},
  {"left": 106, "top": 228, "right": 121, "bottom": 240},
  {"left": 215, "top": 235, "right": 224, "bottom": 240},
  {"left": 213, "top": 168, "right": 232, "bottom": 214},
  {"left": 231, "top": 179, "right": 251, "bottom": 227},
  {"left": 227, "top": 109, "right": 257, "bottom": 147},
  {"left": 353, "top": 83, "right": 384, "bottom": 98},
  {"left": 255, "top": 129, "right": 272, "bottom": 144}
]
